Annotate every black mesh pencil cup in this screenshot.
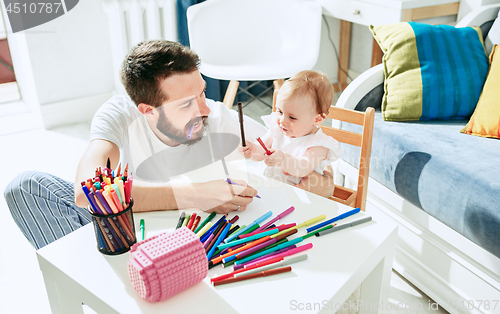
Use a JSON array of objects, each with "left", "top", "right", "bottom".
[{"left": 90, "top": 199, "right": 136, "bottom": 255}]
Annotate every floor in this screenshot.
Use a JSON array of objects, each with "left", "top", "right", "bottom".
[{"left": 0, "top": 92, "right": 448, "bottom": 314}]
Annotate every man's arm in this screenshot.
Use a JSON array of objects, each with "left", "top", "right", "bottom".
[{"left": 75, "top": 139, "right": 257, "bottom": 213}]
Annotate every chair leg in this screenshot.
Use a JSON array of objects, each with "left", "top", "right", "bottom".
[
  {"left": 273, "top": 79, "right": 284, "bottom": 91},
  {"left": 223, "top": 80, "right": 239, "bottom": 109},
  {"left": 239, "top": 82, "right": 274, "bottom": 108},
  {"left": 271, "top": 79, "right": 284, "bottom": 112}
]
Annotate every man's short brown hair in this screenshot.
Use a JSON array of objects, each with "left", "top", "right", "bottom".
[
  {"left": 120, "top": 40, "right": 200, "bottom": 107},
  {"left": 281, "top": 70, "right": 333, "bottom": 115}
]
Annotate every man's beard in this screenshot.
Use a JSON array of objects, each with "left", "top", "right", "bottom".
[{"left": 156, "top": 109, "right": 207, "bottom": 146}]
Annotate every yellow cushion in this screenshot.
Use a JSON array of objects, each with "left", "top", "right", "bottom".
[{"left": 461, "top": 45, "right": 500, "bottom": 139}]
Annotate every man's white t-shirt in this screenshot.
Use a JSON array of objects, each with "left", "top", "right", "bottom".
[{"left": 90, "top": 95, "right": 266, "bottom": 182}]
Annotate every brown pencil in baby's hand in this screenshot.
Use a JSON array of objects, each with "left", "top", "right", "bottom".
[{"left": 237, "top": 102, "right": 246, "bottom": 147}]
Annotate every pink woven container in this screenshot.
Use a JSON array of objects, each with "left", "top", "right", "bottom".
[{"left": 127, "top": 226, "right": 208, "bottom": 302}]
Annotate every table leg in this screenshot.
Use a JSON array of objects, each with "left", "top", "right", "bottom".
[
  {"left": 40, "top": 270, "right": 84, "bottom": 314},
  {"left": 358, "top": 235, "right": 395, "bottom": 313},
  {"left": 38, "top": 253, "right": 119, "bottom": 314}
]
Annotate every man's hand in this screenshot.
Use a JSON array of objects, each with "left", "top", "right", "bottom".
[
  {"left": 294, "top": 166, "right": 335, "bottom": 198},
  {"left": 188, "top": 179, "right": 258, "bottom": 214}
]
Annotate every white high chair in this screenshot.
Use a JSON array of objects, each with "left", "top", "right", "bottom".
[{"left": 187, "top": 0, "right": 322, "bottom": 108}]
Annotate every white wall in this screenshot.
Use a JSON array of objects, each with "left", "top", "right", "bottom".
[
  {"left": 313, "top": 16, "right": 376, "bottom": 86},
  {"left": 313, "top": 15, "right": 340, "bottom": 84},
  {"left": 459, "top": 0, "right": 500, "bottom": 19},
  {"left": 315, "top": 0, "right": 500, "bottom": 86},
  {"left": 26, "top": 0, "right": 113, "bottom": 106},
  {"left": 4, "top": 0, "right": 114, "bottom": 129}
]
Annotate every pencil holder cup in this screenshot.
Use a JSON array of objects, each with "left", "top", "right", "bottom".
[
  {"left": 127, "top": 226, "right": 208, "bottom": 302},
  {"left": 90, "top": 199, "right": 136, "bottom": 255}
]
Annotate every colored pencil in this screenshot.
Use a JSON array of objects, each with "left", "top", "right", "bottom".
[
  {"left": 271, "top": 215, "right": 326, "bottom": 238},
  {"left": 194, "top": 212, "right": 216, "bottom": 233},
  {"left": 302, "top": 224, "right": 334, "bottom": 239},
  {"left": 225, "top": 211, "right": 272, "bottom": 243},
  {"left": 205, "top": 221, "right": 227, "bottom": 253},
  {"left": 191, "top": 216, "right": 201, "bottom": 231},
  {"left": 218, "top": 229, "right": 279, "bottom": 251},
  {"left": 235, "top": 254, "right": 307, "bottom": 277},
  {"left": 212, "top": 266, "right": 292, "bottom": 286},
  {"left": 256, "top": 137, "right": 273, "bottom": 155},
  {"left": 306, "top": 208, "right": 360, "bottom": 233},
  {"left": 182, "top": 214, "right": 191, "bottom": 228},
  {"left": 207, "top": 223, "right": 232, "bottom": 260},
  {"left": 210, "top": 235, "right": 273, "bottom": 265},
  {"left": 210, "top": 257, "right": 284, "bottom": 283},
  {"left": 253, "top": 206, "right": 295, "bottom": 233},
  {"left": 315, "top": 217, "right": 372, "bottom": 237},
  {"left": 176, "top": 212, "right": 186, "bottom": 229},
  {"left": 238, "top": 223, "right": 296, "bottom": 239},
  {"left": 235, "top": 237, "right": 303, "bottom": 265},
  {"left": 186, "top": 213, "right": 197, "bottom": 230},
  {"left": 196, "top": 222, "right": 212, "bottom": 238},
  {"left": 200, "top": 215, "right": 227, "bottom": 242},
  {"left": 244, "top": 243, "right": 313, "bottom": 269}
]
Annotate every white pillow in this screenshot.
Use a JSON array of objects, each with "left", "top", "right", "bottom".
[{"left": 485, "top": 10, "right": 500, "bottom": 56}]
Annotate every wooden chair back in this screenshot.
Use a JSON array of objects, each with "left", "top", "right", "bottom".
[{"left": 321, "top": 106, "right": 375, "bottom": 212}]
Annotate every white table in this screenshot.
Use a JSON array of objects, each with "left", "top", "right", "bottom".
[{"left": 37, "top": 160, "right": 398, "bottom": 314}]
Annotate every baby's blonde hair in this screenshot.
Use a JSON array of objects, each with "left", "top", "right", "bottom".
[{"left": 280, "top": 70, "right": 333, "bottom": 115}]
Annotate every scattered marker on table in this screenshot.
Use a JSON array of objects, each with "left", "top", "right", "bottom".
[
  {"left": 306, "top": 207, "right": 360, "bottom": 233},
  {"left": 140, "top": 219, "right": 145, "bottom": 241},
  {"left": 315, "top": 216, "right": 372, "bottom": 237}
]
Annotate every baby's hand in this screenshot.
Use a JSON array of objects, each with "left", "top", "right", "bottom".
[
  {"left": 264, "top": 149, "right": 284, "bottom": 167},
  {"left": 238, "top": 143, "right": 254, "bottom": 159}
]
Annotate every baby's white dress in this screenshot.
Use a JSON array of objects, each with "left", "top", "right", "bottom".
[{"left": 261, "top": 113, "right": 342, "bottom": 185}]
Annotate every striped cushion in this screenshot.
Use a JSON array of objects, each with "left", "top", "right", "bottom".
[
  {"left": 461, "top": 45, "right": 500, "bottom": 138},
  {"left": 370, "top": 22, "right": 489, "bottom": 121}
]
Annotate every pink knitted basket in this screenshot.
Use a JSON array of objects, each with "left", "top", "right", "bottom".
[{"left": 127, "top": 226, "right": 208, "bottom": 302}]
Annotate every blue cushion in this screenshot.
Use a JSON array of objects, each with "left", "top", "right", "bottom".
[
  {"left": 370, "top": 22, "right": 489, "bottom": 121},
  {"left": 342, "top": 112, "right": 500, "bottom": 258}
]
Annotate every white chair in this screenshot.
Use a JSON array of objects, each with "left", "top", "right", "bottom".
[{"left": 187, "top": 0, "right": 322, "bottom": 108}]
